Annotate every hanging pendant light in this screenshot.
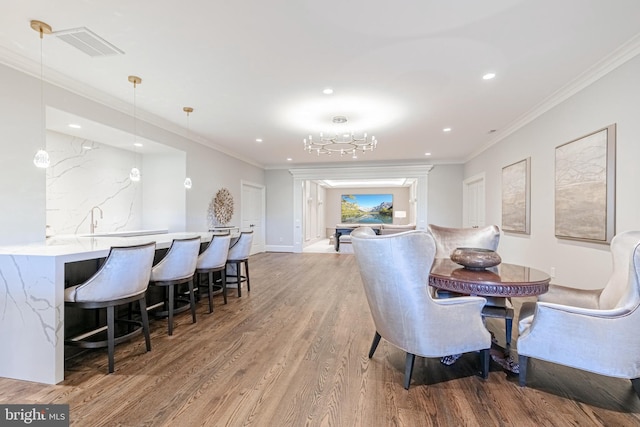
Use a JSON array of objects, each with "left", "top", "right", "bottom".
[
  {"left": 183, "top": 106, "right": 193, "bottom": 189},
  {"left": 128, "top": 75, "right": 142, "bottom": 182},
  {"left": 31, "top": 20, "right": 52, "bottom": 168}
]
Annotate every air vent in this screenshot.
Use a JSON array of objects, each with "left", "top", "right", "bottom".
[{"left": 54, "top": 27, "right": 124, "bottom": 57}]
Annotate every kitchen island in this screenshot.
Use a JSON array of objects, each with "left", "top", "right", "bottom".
[{"left": 0, "top": 231, "right": 216, "bottom": 384}]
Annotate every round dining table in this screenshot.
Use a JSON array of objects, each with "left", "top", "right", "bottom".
[{"left": 429, "top": 258, "right": 551, "bottom": 351}]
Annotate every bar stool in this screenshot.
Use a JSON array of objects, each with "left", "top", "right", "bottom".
[
  {"left": 196, "top": 234, "right": 231, "bottom": 313},
  {"left": 149, "top": 237, "right": 201, "bottom": 335},
  {"left": 225, "top": 230, "right": 254, "bottom": 297},
  {"left": 64, "top": 242, "right": 156, "bottom": 374}
]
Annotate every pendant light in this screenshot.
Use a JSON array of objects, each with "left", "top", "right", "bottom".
[
  {"left": 128, "top": 75, "right": 142, "bottom": 182},
  {"left": 183, "top": 107, "right": 193, "bottom": 189},
  {"left": 31, "top": 20, "right": 52, "bottom": 168}
]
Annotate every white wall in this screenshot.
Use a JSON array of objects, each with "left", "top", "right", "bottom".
[
  {"left": 0, "top": 63, "right": 264, "bottom": 245},
  {"left": 264, "top": 169, "right": 294, "bottom": 251},
  {"left": 0, "top": 65, "right": 46, "bottom": 244},
  {"left": 464, "top": 54, "right": 640, "bottom": 289},
  {"left": 427, "top": 164, "right": 464, "bottom": 227}
]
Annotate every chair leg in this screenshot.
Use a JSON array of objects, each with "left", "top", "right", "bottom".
[
  {"left": 631, "top": 378, "right": 640, "bottom": 398},
  {"left": 244, "top": 259, "right": 250, "bottom": 292},
  {"left": 168, "top": 284, "right": 175, "bottom": 336},
  {"left": 404, "top": 353, "right": 416, "bottom": 390},
  {"left": 189, "top": 279, "right": 197, "bottom": 323},
  {"left": 139, "top": 298, "right": 151, "bottom": 352},
  {"left": 106, "top": 305, "right": 115, "bottom": 374},
  {"left": 480, "top": 348, "right": 489, "bottom": 379},
  {"left": 369, "top": 332, "right": 381, "bottom": 358},
  {"left": 207, "top": 272, "right": 214, "bottom": 313},
  {"left": 518, "top": 354, "right": 529, "bottom": 387}
]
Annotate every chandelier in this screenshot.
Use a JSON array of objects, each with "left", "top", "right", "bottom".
[{"left": 303, "top": 116, "right": 377, "bottom": 156}]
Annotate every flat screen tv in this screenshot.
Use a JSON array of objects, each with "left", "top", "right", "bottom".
[{"left": 341, "top": 194, "right": 393, "bottom": 224}]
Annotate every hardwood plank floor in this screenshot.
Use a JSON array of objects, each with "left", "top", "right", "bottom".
[{"left": 1, "top": 252, "right": 640, "bottom": 426}]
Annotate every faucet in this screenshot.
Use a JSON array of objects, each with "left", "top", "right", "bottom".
[{"left": 90, "top": 206, "right": 103, "bottom": 234}]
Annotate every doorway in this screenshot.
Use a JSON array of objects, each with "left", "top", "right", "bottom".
[{"left": 241, "top": 181, "right": 265, "bottom": 254}]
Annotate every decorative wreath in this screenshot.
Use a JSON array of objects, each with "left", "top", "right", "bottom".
[{"left": 212, "top": 188, "right": 234, "bottom": 226}]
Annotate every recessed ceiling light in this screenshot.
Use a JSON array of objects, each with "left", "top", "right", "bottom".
[
  {"left": 256, "top": 138, "right": 263, "bottom": 143},
  {"left": 483, "top": 72, "right": 496, "bottom": 80},
  {"left": 68, "top": 123, "right": 81, "bottom": 129},
  {"left": 286, "top": 157, "right": 293, "bottom": 161},
  {"left": 82, "top": 145, "right": 92, "bottom": 150},
  {"left": 134, "top": 142, "right": 143, "bottom": 147},
  {"left": 443, "top": 127, "right": 451, "bottom": 132},
  {"left": 425, "top": 152, "right": 431, "bottom": 156},
  {"left": 323, "top": 88, "right": 333, "bottom": 95}
]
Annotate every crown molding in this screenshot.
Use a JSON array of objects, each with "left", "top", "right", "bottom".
[
  {"left": 466, "top": 32, "right": 640, "bottom": 162},
  {"left": 0, "top": 46, "right": 264, "bottom": 169}
]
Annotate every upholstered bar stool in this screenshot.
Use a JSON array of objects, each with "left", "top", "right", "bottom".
[
  {"left": 225, "top": 230, "right": 254, "bottom": 297},
  {"left": 149, "top": 237, "right": 201, "bottom": 335},
  {"left": 196, "top": 234, "right": 231, "bottom": 313},
  {"left": 64, "top": 242, "right": 156, "bottom": 374}
]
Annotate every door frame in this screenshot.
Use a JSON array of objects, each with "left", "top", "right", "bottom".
[
  {"left": 241, "top": 180, "right": 265, "bottom": 254},
  {"left": 462, "top": 173, "right": 486, "bottom": 228},
  {"left": 289, "top": 165, "right": 433, "bottom": 253}
]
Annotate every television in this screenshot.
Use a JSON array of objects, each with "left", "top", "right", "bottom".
[{"left": 341, "top": 194, "right": 393, "bottom": 224}]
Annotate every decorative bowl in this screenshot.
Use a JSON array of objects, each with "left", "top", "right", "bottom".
[{"left": 450, "top": 247, "right": 502, "bottom": 270}]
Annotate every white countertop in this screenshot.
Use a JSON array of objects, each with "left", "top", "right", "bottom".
[{"left": 0, "top": 231, "right": 215, "bottom": 260}]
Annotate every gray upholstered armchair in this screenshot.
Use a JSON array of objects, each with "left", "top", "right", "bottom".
[
  {"left": 351, "top": 227, "right": 492, "bottom": 389},
  {"left": 518, "top": 230, "right": 640, "bottom": 396}
]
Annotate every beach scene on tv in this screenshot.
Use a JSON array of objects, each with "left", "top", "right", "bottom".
[{"left": 341, "top": 194, "right": 393, "bottom": 224}]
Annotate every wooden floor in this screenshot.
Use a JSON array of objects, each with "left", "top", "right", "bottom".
[{"left": 2, "top": 252, "right": 640, "bottom": 426}]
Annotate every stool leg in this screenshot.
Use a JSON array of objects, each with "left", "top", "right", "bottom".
[
  {"left": 236, "top": 262, "right": 242, "bottom": 298},
  {"left": 244, "top": 260, "right": 250, "bottom": 293},
  {"left": 207, "top": 271, "right": 214, "bottom": 313},
  {"left": 189, "top": 279, "right": 197, "bottom": 323},
  {"left": 139, "top": 298, "right": 151, "bottom": 352},
  {"left": 222, "top": 271, "right": 228, "bottom": 305},
  {"left": 107, "top": 305, "right": 115, "bottom": 373},
  {"left": 168, "top": 284, "right": 174, "bottom": 336}
]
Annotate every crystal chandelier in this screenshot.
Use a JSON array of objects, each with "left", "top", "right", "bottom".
[{"left": 303, "top": 116, "right": 377, "bottom": 156}]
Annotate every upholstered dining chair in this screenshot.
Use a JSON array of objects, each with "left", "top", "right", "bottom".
[
  {"left": 427, "top": 224, "right": 500, "bottom": 258},
  {"left": 149, "top": 237, "right": 201, "bottom": 335},
  {"left": 225, "top": 230, "right": 254, "bottom": 297},
  {"left": 196, "top": 234, "right": 231, "bottom": 313},
  {"left": 64, "top": 242, "right": 156, "bottom": 373},
  {"left": 351, "top": 227, "right": 492, "bottom": 389},
  {"left": 518, "top": 230, "right": 640, "bottom": 397}
]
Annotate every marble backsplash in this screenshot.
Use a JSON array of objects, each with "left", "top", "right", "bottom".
[{"left": 46, "top": 131, "right": 143, "bottom": 236}]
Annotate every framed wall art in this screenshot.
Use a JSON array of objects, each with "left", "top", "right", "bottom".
[
  {"left": 341, "top": 194, "right": 393, "bottom": 224},
  {"left": 555, "top": 124, "right": 616, "bottom": 243},
  {"left": 502, "top": 157, "right": 530, "bottom": 234}
]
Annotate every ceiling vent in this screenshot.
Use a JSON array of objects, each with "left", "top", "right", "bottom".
[{"left": 54, "top": 27, "right": 124, "bottom": 57}]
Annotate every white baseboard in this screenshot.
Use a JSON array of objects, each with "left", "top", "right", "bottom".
[{"left": 265, "top": 244, "right": 294, "bottom": 253}]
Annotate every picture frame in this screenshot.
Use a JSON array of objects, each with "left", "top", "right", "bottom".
[
  {"left": 341, "top": 194, "right": 393, "bottom": 224},
  {"left": 502, "top": 157, "right": 531, "bottom": 234},
  {"left": 555, "top": 124, "right": 616, "bottom": 243}
]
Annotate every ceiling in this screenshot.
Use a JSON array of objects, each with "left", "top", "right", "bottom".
[{"left": 2, "top": 1, "right": 640, "bottom": 169}]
